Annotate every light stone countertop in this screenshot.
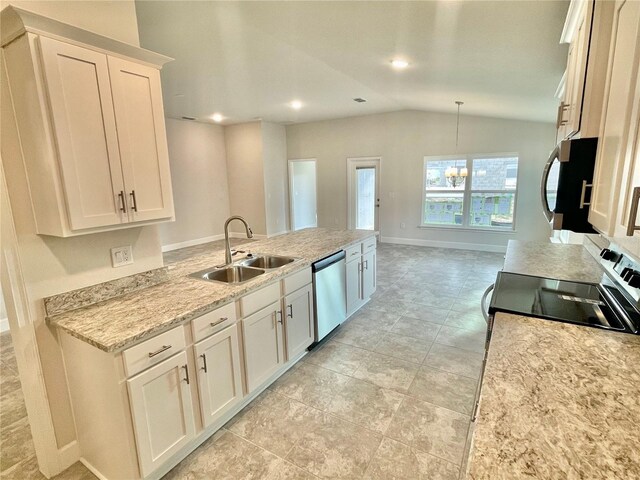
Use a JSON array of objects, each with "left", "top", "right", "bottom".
[
  {"left": 468, "top": 312, "right": 640, "bottom": 480},
  {"left": 48, "top": 228, "right": 377, "bottom": 353},
  {"left": 503, "top": 239, "right": 605, "bottom": 283}
]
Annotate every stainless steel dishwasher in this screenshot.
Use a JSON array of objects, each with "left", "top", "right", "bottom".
[{"left": 312, "top": 250, "right": 347, "bottom": 342}]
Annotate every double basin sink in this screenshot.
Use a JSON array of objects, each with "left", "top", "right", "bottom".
[{"left": 190, "top": 254, "right": 297, "bottom": 285}]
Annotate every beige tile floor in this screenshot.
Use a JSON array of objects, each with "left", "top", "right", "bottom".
[{"left": 0, "top": 242, "right": 502, "bottom": 480}]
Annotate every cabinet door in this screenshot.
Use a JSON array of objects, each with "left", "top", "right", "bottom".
[
  {"left": 362, "top": 249, "right": 377, "bottom": 300},
  {"left": 108, "top": 56, "right": 174, "bottom": 222},
  {"left": 127, "top": 351, "right": 196, "bottom": 477},
  {"left": 566, "top": 4, "right": 590, "bottom": 136},
  {"left": 195, "top": 324, "right": 243, "bottom": 428},
  {"left": 346, "top": 258, "right": 362, "bottom": 316},
  {"left": 38, "top": 36, "right": 126, "bottom": 230},
  {"left": 589, "top": 0, "right": 640, "bottom": 235},
  {"left": 242, "top": 301, "right": 284, "bottom": 393},
  {"left": 284, "top": 284, "right": 314, "bottom": 361}
]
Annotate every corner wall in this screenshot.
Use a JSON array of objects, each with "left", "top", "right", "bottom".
[
  {"left": 286, "top": 110, "right": 557, "bottom": 251},
  {"left": 159, "top": 119, "right": 230, "bottom": 249}
]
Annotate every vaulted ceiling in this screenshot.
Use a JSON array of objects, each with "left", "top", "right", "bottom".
[{"left": 135, "top": 1, "right": 569, "bottom": 125}]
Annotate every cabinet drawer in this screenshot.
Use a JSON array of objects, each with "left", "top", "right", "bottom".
[
  {"left": 241, "top": 282, "right": 281, "bottom": 318},
  {"left": 123, "top": 326, "right": 186, "bottom": 377},
  {"left": 345, "top": 243, "right": 362, "bottom": 263},
  {"left": 362, "top": 237, "right": 377, "bottom": 254},
  {"left": 283, "top": 267, "right": 312, "bottom": 295},
  {"left": 191, "top": 302, "right": 238, "bottom": 343}
]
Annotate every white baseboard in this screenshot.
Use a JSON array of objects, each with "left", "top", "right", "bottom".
[
  {"left": 266, "top": 230, "right": 289, "bottom": 238},
  {"left": 380, "top": 236, "right": 507, "bottom": 253},
  {"left": 161, "top": 234, "right": 225, "bottom": 252},
  {"left": 58, "top": 440, "right": 80, "bottom": 472},
  {"left": 0, "top": 317, "right": 8, "bottom": 333}
]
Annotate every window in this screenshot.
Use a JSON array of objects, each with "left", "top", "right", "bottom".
[{"left": 422, "top": 154, "right": 519, "bottom": 230}]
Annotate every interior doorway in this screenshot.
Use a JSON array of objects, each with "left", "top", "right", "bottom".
[
  {"left": 288, "top": 159, "right": 318, "bottom": 231},
  {"left": 347, "top": 157, "right": 380, "bottom": 231}
]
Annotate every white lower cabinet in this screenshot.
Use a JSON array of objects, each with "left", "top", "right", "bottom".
[
  {"left": 242, "top": 300, "right": 285, "bottom": 394},
  {"left": 127, "top": 351, "right": 196, "bottom": 478},
  {"left": 346, "top": 237, "right": 377, "bottom": 316},
  {"left": 362, "top": 249, "right": 377, "bottom": 300},
  {"left": 346, "top": 256, "right": 363, "bottom": 316},
  {"left": 194, "top": 324, "right": 243, "bottom": 428},
  {"left": 284, "top": 284, "right": 314, "bottom": 360}
]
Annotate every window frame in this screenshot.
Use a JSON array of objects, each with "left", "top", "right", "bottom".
[{"left": 421, "top": 153, "right": 520, "bottom": 232}]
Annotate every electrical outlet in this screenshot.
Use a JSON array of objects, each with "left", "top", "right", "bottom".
[
  {"left": 111, "top": 246, "right": 133, "bottom": 268},
  {"left": 400, "top": 222, "right": 406, "bottom": 229}
]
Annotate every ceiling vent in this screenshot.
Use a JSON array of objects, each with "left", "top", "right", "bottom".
[
  {"left": 353, "top": 97, "right": 367, "bottom": 103},
  {"left": 181, "top": 116, "right": 196, "bottom": 120}
]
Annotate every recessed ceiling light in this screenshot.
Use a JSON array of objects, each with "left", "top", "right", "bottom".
[
  {"left": 211, "top": 113, "right": 223, "bottom": 123},
  {"left": 290, "top": 100, "right": 303, "bottom": 110},
  {"left": 391, "top": 59, "right": 409, "bottom": 69}
]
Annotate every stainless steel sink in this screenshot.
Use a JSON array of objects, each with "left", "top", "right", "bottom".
[
  {"left": 190, "top": 265, "right": 265, "bottom": 284},
  {"left": 238, "top": 255, "right": 296, "bottom": 269}
]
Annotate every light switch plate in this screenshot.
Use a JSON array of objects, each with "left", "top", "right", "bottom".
[{"left": 111, "top": 246, "right": 133, "bottom": 267}]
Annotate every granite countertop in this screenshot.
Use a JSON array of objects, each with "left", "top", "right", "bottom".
[
  {"left": 468, "top": 312, "right": 640, "bottom": 479},
  {"left": 503, "top": 239, "right": 605, "bottom": 283},
  {"left": 48, "top": 228, "right": 376, "bottom": 353}
]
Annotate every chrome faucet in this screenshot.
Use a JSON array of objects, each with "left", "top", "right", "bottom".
[{"left": 223, "top": 215, "right": 253, "bottom": 265}]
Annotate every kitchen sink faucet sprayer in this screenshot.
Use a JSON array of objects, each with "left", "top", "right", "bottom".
[{"left": 223, "top": 215, "right": 253, "bottom": 265}]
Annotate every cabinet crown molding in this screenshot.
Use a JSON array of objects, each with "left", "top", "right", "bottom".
[
  {"left": 0, "top": 6, "right": 172, "bottom": 67},
  {"left": 560, "top": 0, "right": 589, "bottom": 44}
]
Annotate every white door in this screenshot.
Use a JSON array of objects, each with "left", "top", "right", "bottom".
[
  {"left": 362, "top": 249, "right": 377, "bottom": 300},
  {"left": 345, "top": 257, "right": 362, "bottom": 316},
  {"left": 127, "top": 351, "right": 196, "bottom": 477},
  {"left": 289, "top": 159, "right": 318, "bottom": 231},
  {"left": 38, "top": 36, "right": 126, "bottom": 230},
  {"left": 195, "top": 324, "right": 243, "bottom": 428},
  {"left": 242, "top": 301, "right": 284, "bottom": 393},
  {"left": 589, "top": 0, "right": 640, "bottom": 235},
  {"left": 284, "top": 284, "right": 314, "bottom": 360},
  {"left": 108, "top": 56, "right": 174, "bottom": 222},
  {"left": 348, "top": 158, "right": 380, "bottom": 231}
]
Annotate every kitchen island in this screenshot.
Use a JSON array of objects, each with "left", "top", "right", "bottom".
[
  {"left": 467, "top": 240, "right": 640, "bottom": 479},
  {"left": 46, "top": 228, "right": 377, "bottom": 480}
]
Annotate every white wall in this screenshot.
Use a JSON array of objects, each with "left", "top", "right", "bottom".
[
  {"left": 1, "top": 0, "right": 158, "bottom": 449},
  {"left": 224, "top": 122, "right": 267, "bottom": 235},
  {"left": 262, "top": 122, "right": 288, "bottom": 236},
  {"left": 159, "top": 119, "right": 230, "bottom": 248},
  {"left": 286, "top": 110, "right": 556, "bottom": 251}
]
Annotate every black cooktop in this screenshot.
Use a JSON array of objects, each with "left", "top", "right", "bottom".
[{"left": 489, "top": 272, "right": 640, "bottom": 334}]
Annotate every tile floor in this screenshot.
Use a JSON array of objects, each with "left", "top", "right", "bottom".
[{"left": 0, "top": 242, "right": 502, "bottom": 480}]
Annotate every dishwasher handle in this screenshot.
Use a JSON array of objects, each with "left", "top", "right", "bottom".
[{"left": 312, "top": 250, "right": 346, "bottom": 273}]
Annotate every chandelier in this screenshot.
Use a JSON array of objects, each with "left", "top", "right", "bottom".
[{"left": 445, "top": 100, "right": 467, "bottom": 188}]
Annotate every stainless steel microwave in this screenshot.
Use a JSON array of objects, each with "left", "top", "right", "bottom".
[{"left": 541, "top": 137, "right": 598, "bottom": 233}]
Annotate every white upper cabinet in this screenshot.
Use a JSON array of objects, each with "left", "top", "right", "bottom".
[
  {"left": 1, "top": 8, "right": 174, "bottom": 236},
  {"left": 108, "top": 57, "right": 174, "bottom": 222},
  {"left": 557, "top": 0, "right": 614, "bottom": 141},
  {"left": 38, "top": 37, "right": 126, "bottom": 230},
  {"left": 589, "top": 0, "right": 640, "bottom": 238}
]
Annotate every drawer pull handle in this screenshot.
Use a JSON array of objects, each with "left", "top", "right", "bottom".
[
  {"left": 182, "top": 364, "right": 190, "bottom": 384},
  {"left": 200, "top": 353, "right": 208, "bottom": 373},
  {"left": 148, "top": 345, "right": 171, "bottom": 357},
  {"left": 276, "top": 310, "right": 283, "bottom": 324},
  {"left": 626, "top": 187, "right": 640, "bottom": 236},
  {"left": 210, "top": 317, "right": 228, "bottom": 327},
  {"left": 287, "top": 304, "right": 293, "bottom": 318}
]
